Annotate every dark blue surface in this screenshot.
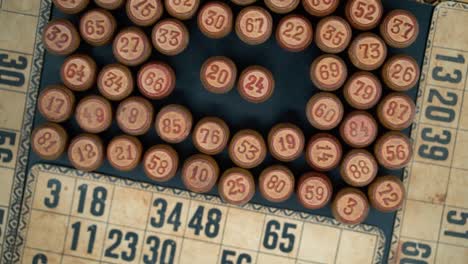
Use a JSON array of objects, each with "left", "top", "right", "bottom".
[{"left": 30, "top": 0, "right": 434, "bottom": 262}]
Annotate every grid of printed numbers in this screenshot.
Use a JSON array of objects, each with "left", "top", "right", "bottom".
[
  {"left": 20, "top": 166, "right": 384, "bottom": 264},
  {"left": 0, "top": 0, "right": 46, "bottom": 260},
  {"left": 393, "top": 4, "right": 468, "bottom": 264}
]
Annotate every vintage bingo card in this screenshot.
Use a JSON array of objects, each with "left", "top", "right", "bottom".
[
  {"left": 0, "top": 0, "right": 52, "bottom": 262},
  {"left": 389, "top": 2, "right": 468, "bottom": 264},
  {"left": 14, "top": 164, "right": 385, "bottom": 264}
]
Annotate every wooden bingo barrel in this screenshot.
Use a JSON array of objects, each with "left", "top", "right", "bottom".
[
  {"left": 200, "top": 56, "right": 237, "bottom": 94},
  {"left": 38, "top": 85, "right": 75, "bottom": 122},
  {"left": 152, "top": 19, "right": 190, "bottom": 56},
  {"left": 332, "top": 188, "right": 370, "bottom": 225},
  {"left": 116, "top": 96, "right": 154, "bottom": 136},
  {"left": 53, "top": 0, "right": 89, "bottom": 14},
  {"left": 198, "top": 2, "right": 233, "bottom": 39},
  {"left": 79, "top": 8, "right": 116, "bottom": 46},
  {"left": 182, "top": 154, "right": 219, "bottom": 193},
  {"left": 60, "top": 54, "right": 97, "bottom": 91},
  {"left": 192, "top": 117, "right": 230, "bottom": 155},
  {"left": 382, "top": 55, "right": 420, "bottom": 91},
  {"left": 137, "top": 62, "right": 176, "bottom": 99},
  {"left": 97, "top": 63, "right": 134, "bottom": 101},
  {"left": 231, "top": 0, "right": 257, "bottom": 6},
  {"left": 315, "top": 16, "right": 352, "bottom": 54},
  {"left": 377, "top": 93, "right": 416, "bottom": 130},
  {"left": 43, "top": 19, "right": 80, "bottom": 55},
  {"left": 235, "top": 6, "right": 273, "bottom": 45},
  {"left": 219, "top": 167, "right": 255, "bottom": 206},
  {"left": 166, "top": 0, "right": 200, "bottom": 20},
  {"left": 259, "top": 165, "right": 295, "bottom": 203},
  {"left": 68, "top": 134, "right": 104, "bottom": 172},
  {"left": 345, "top": 0, "right": 383, "bottom": 30},
  {"left": 306, "top": 92, "right": 344, "bottom": 130},
  {"left": 126, "top": 0, "right": 163, "bottom": 26},
  {"left": 95, "top": 0, "right": 125, "bottom": 10},
  {"left": 374, "top": 131, "right": 413, "bottom": 169},
  {"left": 32, "top": 123, "right": 68, "bottom": 160},
  {"left": 306, "top": 133, "right": 342, "bottom": 171},
  {"left": 143, "top": 145, "right": 179, "bottom": 182},
  {"left": 302, "top": 0, "right": 339, "bottom": 17},
  {"left": 113, "top": 27, "right": 151, "bottom": 66},
  {"left": 343, "top": 71, "right": 382, "bottom": 110},
  {"left": 368, "top": 175, "right": 405, "bottom": 212},
  {"left": 339, "top": 111, "right": 378, "bottom": 148},
  {"left": 75, "top": 95, "right": 113, "bottom": 134},
  {"left": 276, "top": 14, "right": 313, "bottom": 52},
  {"left": 237, "top": 65, "right": 275, "bottom": 103},
  {"left": 229, "top": 129, "right": 267, "bottom": 169},
  {"left": 155, "top": 104, "right": 193, "bottom": 143},
  {"left": 265, "top": 0, "right": 300, "bottom": 14},
  {"left": 340, "top": 149, "right": 378, "bottom": 187},
  {"left": 310, "top": 54, "right": 347, "bottom": 91},
  {"left": 107, "top": 135, "right": 143, "bottom": 171},
  {"left": 297, "top": 172, "right": 333, "bottom": 209},
  {"left": 348, "top": 33, "right": 387, "bottom": 71},
  {"left": 380, "top": 10, "right": 419, "bottom": 48},
  {"left": 268, "top": 123, "right": 304, "bottom": 162}
]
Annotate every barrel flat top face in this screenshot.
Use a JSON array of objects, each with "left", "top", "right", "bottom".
[
  {"left": 231, "top": 0, "right": 256, "bottom": 5},
  {"left": 265, "top": 0, "right": 299, "bottom": 14},
  {"left": 378, "top": 93, "right": 416, "bottom": 130},
  {"left": 53, "top": 0, "right": 89, "bottom": 14},
  {"left": 200, "top": 56, "right": 237, "bottom": 94},
  {"left": 340, "top": 149, "right": 378, "bottom": 187},
  {"left": 113, "top": 27, "right": 151, "bottom": 66},
  {"left": 192, "top": 117, "right": 230, "bottom": 155},
  {"left": 75, "top": 96, "right": 112, "bottom": 133},
  {"left": 235, "top": 6, "right": 273, "bottom": 45},
  {"left": 343, "top": 71, "right": 382, "bottom": 110},
  {"left": 182, "top": 154, "right": 219, "bottom": 193},
  {"left": 348, "top": 33, "right": 387, "bottom": 71},
  {"left": 152, "top": 19, "right": 189, "bottom": 56},
  {"left": 345, "top": 0, "right": 383, "bottom": 30},
  {"left": 97, "top": 64, "right": 134, "bottom": 101},
  {"left": 229, "top": 130, "right": 267, "bottom": 169},
  {"left": 155, "top": 104, "right": 193, "bottom": 143},
  {"left": 95, "top": 0, "right": 124, "bottom": 9},
  {"left": 166, "top": 0, "right": 200, "bottom": 20},
  {"left": 315, "top": 16, "right": 352, "bottom": 54},
  {"left": 143, "top": 145, "right": 179, "bottom": 182},
  {"left": 219, "top": 168, "right": 255, "bottom": 205},
  {"left": 268, "top": 123, "right": 304, "bottom": 162},
  {"left": 116, "top": 96, "right": 154, "bottom": 136},
  {"left": 306, "top": 134, "right": 342, "bottom": 171},
  {"left": 306, "top": 92, "right": 344, "bottom": 130},
  {"left": 302, "top": 0, "right": 339, "bottom": 17},
  {"left": 259, "top": 165, "right": 295, "bottom": 202},
  {"left": 369, "top": 176, "right": 405, "bottom": 212},
  {"left": 310, "top": 54, "right": 347, "bottom": 91},
  {"left": 198, "top": 2, "right": 233, "bottom": 39},
  {"left": 107, "top": 135, "right": 142, "bottom": 171},
  {"left": 80, "top": 9, "right": 116, "bottom": 46},
  {"left": 32, "top": 123, "right": 68, "bottom": 160},
  {"left": 276, "top": 15, "right": 313, "bottom": 52},
  {"left": 43, "top": 19, "right": 80, "bottom": 55},
  {"left": 126, "top": 0, "right": 163, "bottom": 26},
  {"left": 333, "top": 188, "right": 369, "bottom": 225},
  {"left": 38, "top": 85, "right": 75, "bottom": 123},
  {"left": 60, "top": 54, "right": 96, "bottom": 91},
  {"left": 237, "top": 66, "right": 275, "bottom": 103},
  {"left": 68, "top": 134, "right": 104, "bottom": 172},
  {"left": 374, "top": 132, "right": 412, "bottom": 169},
  {"left": 340, "top": 111, "right": 378, "bottom": 148},
  {"left": 382, "top": 55, "right": 420, "bottom": 91},
  {"left": 137, "top": 62, "right": 176, "bottom": 99},
  {"left": 380, "top": 9, "right": 419, "bottom": 48},
  {"left": 297, "top": 172, "right": 332, "bottom": 209}
]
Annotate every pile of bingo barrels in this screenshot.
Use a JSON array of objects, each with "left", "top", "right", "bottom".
[{"left": 34, "top": 0, "right": 419, "bottom": 225}]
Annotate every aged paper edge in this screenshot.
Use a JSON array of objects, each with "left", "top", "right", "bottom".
[{"left": 1, "top": 0, "right": 53, "bottom": 263}]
